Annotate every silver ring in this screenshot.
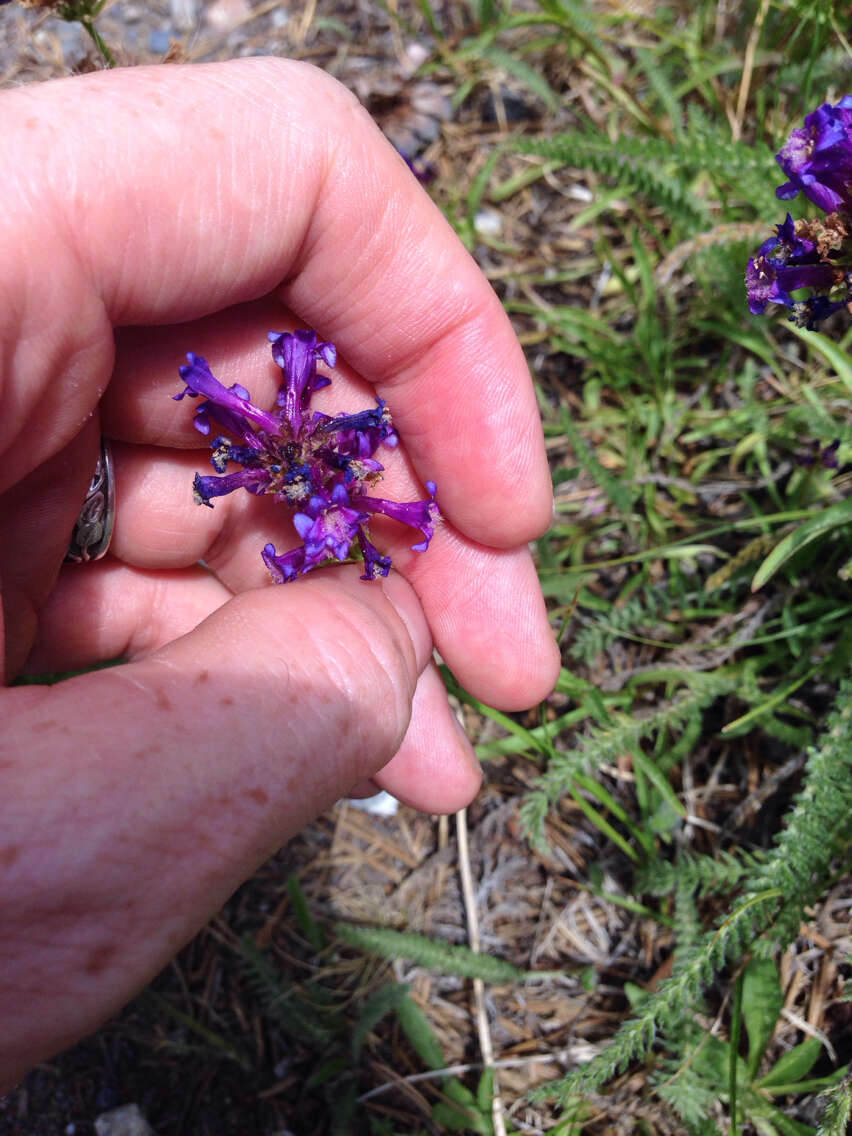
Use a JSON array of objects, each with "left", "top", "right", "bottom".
[{"left": 65, "top": 438, "right": 116, "bottom": 563}]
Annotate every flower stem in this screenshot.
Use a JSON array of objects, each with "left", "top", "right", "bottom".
[{"left": 79, "top": 17, "right": 115, "bottom": 67}]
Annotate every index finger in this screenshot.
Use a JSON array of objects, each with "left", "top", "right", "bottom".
[{"left": 0, "top": 57, "right": 552, "bottom": 545}]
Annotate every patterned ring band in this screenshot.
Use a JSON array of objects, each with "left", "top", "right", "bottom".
[{"left": 65, "top": 438, "right": 116, "bottom": 564}]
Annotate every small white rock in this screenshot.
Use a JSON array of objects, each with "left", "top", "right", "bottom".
[
  {"left": 474, "top": 208, "right": 503, "bottom": 237},
  {"left": 169, "top": 0, "right": 197, "bottom": 30},
  {"left": 94, "top": 1103, "right": 155, "bottom": 1136},
  {"left": 204, "top": 0, "right": 252, "bottom": 30},
  {"left": 346, "top": 790, "right": 399, "bottom": 817},
  {"left": 403, "top": 41, "right": 430, "bottom": 75}
]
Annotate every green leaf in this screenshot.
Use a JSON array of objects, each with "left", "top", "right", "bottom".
[
  {"left": 789, "top": 325, "right": 852, "bottom": 397},
  {"left": 287, "top": 873, "right": 326, "bottom": 952},
  {"left": 568, "top": 783, "right": 640, "bottom": 862},
  {"left": 751, "top": 498, "right": 852, "bottom": 591},
  {"left": 630, "top": 749, "right": 687, "bottom": 819},
  {"left": 431, "top": 1102, "right": 487, "bottom": 1133},
  {"left": 330, "top": 1079, "right": 358, "bottom": 1136},
  {"left": 434, "top": 1079, "right": 491, "bottom": 1133},
  {"left": 742, "top": 958, "right": 784, "bottom": 1081},
  {"left": 744, "top": 1089, "right": 817, "bottom": 1136},
  {"left": 395, "top": 994, "right": 446, "bottom": 1071},
  {"left": 352, "top": 983, "right": 411, "bottom": 1058},
  {"left": 477, "top": 1066, "right": 495, "bottom": 1113},
  {"left": 306, "top": 1056, "right": 350, "bottom": 1088},
  {"left": 336, "top": 924, "right": 527, "bottom": 983},
  {"left": 756, "top": 1037, "right": 823, "bottom": 1089},
  {"left": 482, "top": 45, "right": 559, "bottom": 110}
]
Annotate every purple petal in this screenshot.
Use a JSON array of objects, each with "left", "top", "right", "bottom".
[
  {"left": 193, "top": 468, "right": 271, "bottom": 507},
  {"left": 262, "top": 543, "right": 306, "bottom": 583},
  {"left": 357, "top": 530, "right": 392, "bottom": 580},
  {"left": 774, "top": 99, "right": 852, "bottom": 213},
  {"left": 176, "top": 353, "right": 280, "bottom": 435},
  {"left": 268, "top": 330, "right": 337, "bottom": 435},
  {"left": 355, "top": 484, "right": 439, "bottom": 550}
]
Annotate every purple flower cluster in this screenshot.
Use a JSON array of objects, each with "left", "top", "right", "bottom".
[
  {"left": 174, "top": 330, "right": 438, "bottom": 583},
  {"left": 747, "top": 98, "right": 852, "bottom": 329}
]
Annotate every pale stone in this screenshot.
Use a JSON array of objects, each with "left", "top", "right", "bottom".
[{"left": 94, "top": 1103, "right": 155, "bottom": 1136}]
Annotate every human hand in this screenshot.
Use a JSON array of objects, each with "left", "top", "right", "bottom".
[{"left": 0, "top": 58, "right": 559, "bottom": 1086}]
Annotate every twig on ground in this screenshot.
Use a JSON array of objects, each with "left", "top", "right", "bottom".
[{"left": 457, "top": 805, "right": 508, "bottom": 1136}]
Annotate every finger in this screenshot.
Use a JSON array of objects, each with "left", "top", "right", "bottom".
[
  {"left": 372, "top": 660, "right": 482, "bottom": 813},
  {"left": 0, "top": 568, "right": 439, "bottom": 1087},
  {"left": 108, "top": 442, "right": 560, "bottom": 709},
  {"left": 0, "top": 418, "right": 98, "bottom": 682},
  {"left": 103, "top": 299, "right": 292, "bottom": 450},
  {"left": 25, "top": 562, "right": 481, "bottom": 813},
  {"left": 22, "top": 560, "right": 232, "bottom": 674},
  {"left": 0, "top": 59, "right": 551, "bottom": 544}
]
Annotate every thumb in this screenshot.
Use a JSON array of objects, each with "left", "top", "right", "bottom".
[{"left": 0, "top": 569, "right": 429, "bottom": 1087}]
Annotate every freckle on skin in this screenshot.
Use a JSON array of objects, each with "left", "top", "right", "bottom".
[
  {"left": 219, "top": 695, "right": 234, "bottom": 707},
  {"left": 133, "top": 740, "right": 163, "bottom": 760},
  {"left": 197, "top": 670, "right": 210, "bottom": 684},
  {"left": 0, "top": 846, "right": 20, "bottom": 868},
  {"left": 155, "top": 689, "right": 173, "bottom": 711},
  {"left": 85, "top": 943, "right": 117, "bottom": 976},
  {"left": 246, "top": 787, "right": 269, "bottom": 806},
  {"left": 31, "top": 719, "right": 58, "bottom": 733}
]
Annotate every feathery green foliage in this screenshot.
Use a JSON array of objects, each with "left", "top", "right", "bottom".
[
  {"left": 516, "top": 129, "right": 712, "bottom": 230},
  {"left": 233, "top": 934, "right": 341, "bottom": 1046},
  {"left": 816, "top": 1072, "right": 852, "bottom": 1136},
  {"left": 638, "top": 848, "right": 767, "bottom": 899},
  {"left": 520, "top": 668, "right": 741, "bottom": 845},
  {"left": 335, "top": 923, "right": 528, "bottom": 983},
  {"left": 533, "top": 678, "right": 852, "bottom": 1104}
]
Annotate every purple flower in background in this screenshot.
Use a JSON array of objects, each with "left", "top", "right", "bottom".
[
  {"left": 796, "top": 439, "right": 841, "bottom": 470},
  {"left": 174, "top": 331, "right": 439, "bottom": 583},
  {"left": 746, "top": 213, "right": 839, "bottom": 315},
  {"left": 776, "top": 97, "right": 852, "bottom": 213}
]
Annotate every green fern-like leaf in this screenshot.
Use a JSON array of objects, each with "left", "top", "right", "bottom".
[
  {"left": 532, "top": 676, "right": 852, "bottom": 1101},
  {"left": 569, "top": 585, "right": 675, "bottom": 667},
  {"left": 351, "top": 982, "right": 411, "bottom": 1058},
  {"left": 516, "top": 130, "right": 710, "bottom": 230},
  {"left": 638, "top": 848, "right": 766, "bottom": 899},
  {"left": 527, "top": 669, "right": 739, "bottom": 815},
  {"left": 335, "top": 923, "right": 527, "bottom": 983},
  {"left": 516, "top": 111, "right": 780, "bottom": 228},
  {"left": 233, "top": 935, "right": 340, "bottom": 1045},
  {"left": 816, "top": 1068, "right": 852, "bottom": 1136}
]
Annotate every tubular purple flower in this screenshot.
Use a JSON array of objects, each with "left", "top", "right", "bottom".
[
  {"left": 175, "top": 352, "right": 280, "bottom": 436},
  {"left": 357, "top": 529, "right": 393, "bottom": 580},
  {"left": 354, "top": 481, "right": 439, "bottom": 552},
  {"left": 268, "top": 329, "right": 336, "bottom": 436},
  {"left": 775, "top": 96, "right": 852, "bottom": 213},
  {"left": 262, "top": 543, "right": 307, "bottom": 584},
  {"left": 175, "top": 332, "right": 439, "bottom": 582},
  {"left": 292, "top": 484, "right": 369, "bottom": 567},
  {"left": 193, "top": 468, "right": 271, "bottom": 507},
  {"left": 746, "top": 256, "right": 837, "bottom": 314},
  {"left": 746, "top": 213, "right": 840, "bottom": 317}
]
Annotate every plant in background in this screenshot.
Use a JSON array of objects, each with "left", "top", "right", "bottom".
[
  {"left": 0, "top": 0, "right": 115, "bottom": 66},
  {"left": 174, "top": 330, "right": 438, "bottom": 583},
  {"left": 518, "top": 91, "right": 852, "bottom": 1132},
  {"left": 747, "top": 98, "right": 852, "bottom": 329}
]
